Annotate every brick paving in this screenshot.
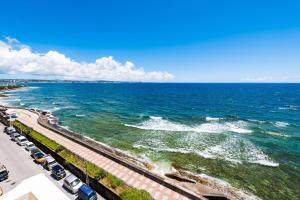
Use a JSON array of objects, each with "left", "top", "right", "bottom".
[{"left": 10, "top": 109, "right": 194, "bottom": 200}]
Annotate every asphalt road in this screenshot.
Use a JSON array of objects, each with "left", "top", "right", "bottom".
[{"left": 0, "top": 123, "right": 104, "bottom": 199}]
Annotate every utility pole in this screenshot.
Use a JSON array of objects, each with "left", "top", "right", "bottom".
[{"left": 85, "top": 159, "right": 89, "bottom": 186}]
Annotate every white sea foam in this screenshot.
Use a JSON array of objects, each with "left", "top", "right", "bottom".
[
  {"left": 265, "top": 131, "right": 290, "bottom": 138},
  {"left": 75, "top": 114, "right": 86, "bottom": 117},
  {"left": 206, "top": 117, "right": 221, "bottom": 121},
  {"left": 134, "top": 135, "right": 278, "bottom": 167},
  {"left": 125, "top": 116, "right": 252, "bottom": 134},
  {"left": 279, "top": 105, "right": 300, "bottom": 111},
  {"left": 273, "top": 121, "right": 289, "bottom": 128},
  {"left": 197, "top": 137, "right": 279, "bottom": 167}
]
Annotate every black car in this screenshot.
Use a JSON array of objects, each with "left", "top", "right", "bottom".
[
  {"left": 0, "top": 168, "right": 9, "bottom": 182},
  {"left": 30, "top": 147, "right": 41, "bottom": 157},
  {"left": 51, "top": 164, "right": 66, "bottom": 180}
]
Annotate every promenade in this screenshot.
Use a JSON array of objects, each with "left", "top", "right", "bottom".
[{"left": 7, "top": 108, "right": 198, "bottom": 200}]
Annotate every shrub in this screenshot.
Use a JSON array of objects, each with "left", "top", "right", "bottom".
[
  {"left": 55, "top": 145, "right": 64, "bottom": 153},
  {"left": 107, "top": 174, "right": 123, "bottom": 189},
  {"left": 120, "top": 188, "right": 153, "bottom": 200},
  {"left": 94, "top": 168, "right": 108, "bottom": 180}
]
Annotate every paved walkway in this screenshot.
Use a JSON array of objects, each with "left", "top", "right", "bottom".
[{"left": 8, "top": 108, "right": 193, "bottom": 200}]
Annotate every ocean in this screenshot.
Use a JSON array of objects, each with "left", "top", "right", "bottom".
[{"left": 1, "top": 83, "right": 299, "bottom": 199}]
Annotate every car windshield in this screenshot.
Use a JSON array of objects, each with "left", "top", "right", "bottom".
[
  {"left": 35, "top": 152, "right": 44, "bottom": 158},
  {"left": 49, "top": 160, "right": 56, "bottom": 165},
  {"left": 71, "top": 179, "right": 80, "bottom": 187},
  {"left": 0, "top": 171, "right": 8, "bottom": 177},
  {"left": 53, "top": 165, "right": 63, "bottom": 172},
  {"left": 32, "top": 149, "right": 39, "bottom": 153},
  {"left": 29, "top": 143, "right": 34, "bottom": 147},
  {"left": 88, "top": 192, "right": 96, "bottom": 199},
  {"left": 20, "top": 138, "right": 27, "bottom": 142}
]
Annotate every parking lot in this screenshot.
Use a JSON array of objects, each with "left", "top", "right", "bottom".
[{"left": 0, "top": 123, "right": 104, "bottom": 199}]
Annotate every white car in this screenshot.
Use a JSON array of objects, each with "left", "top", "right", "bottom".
[
  {"left": 16, "top": 136, "right": 28, "bottom": 146},
  {"left": 25, "top": 142, "right": 35, "bottom": 151},
  {"left": 63, "top": 174, "right": 83, "bottom": 194}
]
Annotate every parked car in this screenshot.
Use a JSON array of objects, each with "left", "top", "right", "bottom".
[
  {"left": 16, "top": 136, "right": 28, "bottom": 146},
  {"left": 10, "top": 132, "right": 21, "bottom": 141},
  {"left": 63, "top": 174, "right": 83, "bottom": 194},
  {"left": 25, "top": 142, "right": 35, "bottom": 151},
  {"left": 51, "top": 164, "right": 66, "bottom": 180},
  {"left": 5, "top": 126, "right": 16, "bottom": 135},
  {"left": 30, "top": 147, "right": 41, "bottom": 157},
  {"left": 78, "top": 184, "right": 97, "bottom": 200},
  {"left": 43, "top": 156, "right": 57, "bottom": 171},
  {"left": 33, "top": 151, "right": 46, "bottom": 164},
  {"left": 0, "top": 165, "right": 9, "bottom": 182}
]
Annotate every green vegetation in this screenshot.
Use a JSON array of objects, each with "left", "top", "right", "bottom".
[
  {"left": 14, "top": 120, "right": 62, "bottom": 152},
  {"left": 0, "top": 85, "right": 23, "bottom": 91},
  {"left": 107, "top": 173, "right": 123, "bottom": 189},
  {"left": 120, "top": 189, "right": 153, "bottom": 200},
  {"left": 13, "top": 120, "right": 152, "bottom": 199}
]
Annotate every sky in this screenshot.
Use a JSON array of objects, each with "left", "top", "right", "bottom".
[{"left": 0, "top": 0, "right": 300, "bottom": 82}]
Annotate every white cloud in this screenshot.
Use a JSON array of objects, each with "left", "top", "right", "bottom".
[{"left": 0, "top": 37, "right": 174, "bottom": 82}]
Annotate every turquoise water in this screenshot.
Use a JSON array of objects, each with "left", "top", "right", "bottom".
[{"left": 1, "top": 83, "right": 300, "bottom": 199}]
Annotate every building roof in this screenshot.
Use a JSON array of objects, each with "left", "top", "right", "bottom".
[{"left": 0, "top": 173, "right": 70, "bottom": 200}]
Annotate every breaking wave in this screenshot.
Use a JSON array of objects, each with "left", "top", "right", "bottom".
[
  {"left": 125, "top": 116, "right": 252, "bottom": 134},
  {"left": 273, "top": 121, "right": 289, "bottom": 128},
  {"left": 133, "top": 136, "right": 279, "bottom": 167}
]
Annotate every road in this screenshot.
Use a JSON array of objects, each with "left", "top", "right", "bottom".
[{"left": 0, "top": 123, "right": 104, "bottom": 199}]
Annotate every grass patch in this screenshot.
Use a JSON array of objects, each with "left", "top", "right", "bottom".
[
  {"left": 14, "top": 120, "right": 63, "bottom": 152},
  {"left": 120, "top": 188, "right": 153, "bottom": 200}
]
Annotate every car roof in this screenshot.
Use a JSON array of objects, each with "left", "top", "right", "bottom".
[
  {"left": 26, "top": 141, "right": 33, "bottom": 145},
  {"left": 18, "top": 136, "right": 26, "bottom": 140},
  {"left": 79, "top": 184, "right": 94, "bottom": 195},
  {"left": 12, "top": 132, "right": 20, "bottom": 136},
  {"left": 52, "top": 164, "right": 63, "bottom": 170},
  {"left": 34, "top": 151, "right": 44, "bottom": 156},
  {"left": 45, "top": 156, "right": 55, "bottom": 162},
  {"left": 65, "top": 174, "right": 78, "bottom": 183}
]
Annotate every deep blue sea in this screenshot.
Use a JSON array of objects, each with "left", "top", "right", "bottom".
[{"left": 1, "top": 83, "right": 300, "bottom": 199}]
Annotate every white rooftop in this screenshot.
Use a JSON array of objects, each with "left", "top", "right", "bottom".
[{"left": 0, "top": 173, "right": 70, "bottom": 200}]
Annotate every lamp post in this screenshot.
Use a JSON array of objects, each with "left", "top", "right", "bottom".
[{"left": 85, "top": 159, "right": 89, "bottom": 186}]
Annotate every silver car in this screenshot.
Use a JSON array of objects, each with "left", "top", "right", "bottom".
[
  {"left": 10, "top": 132, "right": 20, "bottom": 141},
  {"left": 25, "top": 142, "right": 35, "bottom": 151},
  {"left": 43, "top": 156, "right": 57, "bottom": 171},
  {"left": 16, "top": 136, "right": 28, "bottom": 146},
  {"left": 63, "top": 174, "right": 83, "bottom": 194}
]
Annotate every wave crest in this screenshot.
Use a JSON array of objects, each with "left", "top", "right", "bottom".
[{"left": 125, "top": 116, "right": 252, "bottom": 134}]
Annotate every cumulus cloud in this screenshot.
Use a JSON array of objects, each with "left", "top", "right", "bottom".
[{"left": 0, "top": 37, "right": 174, "bottom": 82}]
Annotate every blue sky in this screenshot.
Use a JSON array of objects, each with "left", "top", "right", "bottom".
[{"left": 0, "top": 0, "right": 300, "bottom": 82}]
